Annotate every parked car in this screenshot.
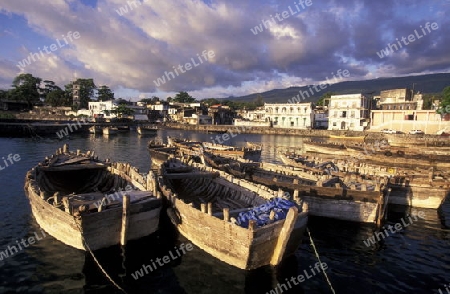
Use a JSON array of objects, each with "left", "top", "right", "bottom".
[
  {"left": 409, "top": 129, "right": 424, "bottom": 135},
  {"left": 381, "top": 129, "right": 397, "bottom": 134}
]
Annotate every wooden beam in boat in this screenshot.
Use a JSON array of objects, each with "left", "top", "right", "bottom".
[
  {"left": 38, "top": 163, "right": 109, "bottom": 171},
  {"left": 163, "top": 171, "right": 220, "bottom": 179},
  {"left": 270, "top": 206, "right": 299, "bottom": 266},
  {"left": 120, "top": 194, "right": 130, "bottom": 246}
]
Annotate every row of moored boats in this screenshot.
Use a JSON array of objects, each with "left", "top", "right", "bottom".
[{"left": 24, "top": 137, "right": 450, "bottom": 271}]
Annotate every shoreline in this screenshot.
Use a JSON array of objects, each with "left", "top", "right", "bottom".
[{"left": 0, "top": 119, "right": 448, "bottom": 146}]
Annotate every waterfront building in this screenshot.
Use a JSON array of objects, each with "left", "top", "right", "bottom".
[
  {"left": 264, "top": 102, "right": 314, "bottom": 129},
  {"left": 370, "top": 109, "right": 449, "bottom": 134},
  {"left": 377, "top": 88, "right": 423, "bottom": 110},
  {"left": 313, "top": 107, "right": 328, "bottom": 129},
  {"left": 328, "top": 94, "right": 371, "bottom": 131},
  {"left": 208, "top": 104, "right": 234, "bottom": 125},
  {"left": 88, "top": 100, "right": 118, "bottom": 119}
]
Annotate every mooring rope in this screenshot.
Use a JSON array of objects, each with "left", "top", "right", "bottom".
[
  {"left": 73, "top": 216, "right": 128, "bottom": 294},
  {"left": 307, "top": 227, "right": 336, "bottom": 294}
]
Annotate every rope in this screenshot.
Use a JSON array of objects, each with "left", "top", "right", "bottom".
[
  {"left": 73, "top": 216, "right": 128, "bottom": 294},
  {"left": 307, "top": 227, "right": 336, "bottom": 294}
]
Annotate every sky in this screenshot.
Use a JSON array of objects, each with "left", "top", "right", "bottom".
[{"left": 0, "top": 0, "right": 449, "bottom": 101}]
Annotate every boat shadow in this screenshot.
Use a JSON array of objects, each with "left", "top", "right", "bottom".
[{"left": 82, "top": 209, "right": 187, "bottom": 293}]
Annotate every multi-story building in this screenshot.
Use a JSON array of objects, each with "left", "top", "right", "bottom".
[
  {"left": 88, "top": 100, "right": 118, "bottom": 119},
  {"left": 264, "top": 102, "right": 314, "bottom": 129},
  {"left": 208, "top": 104, "right": 234, "bottom": 125},
  {"left": 377, "top": 88, "right": 423, "bottom": 110},
  {"left": 313, "top": 107, "right": 328, "bottom": 129},
  {"left": 370, "top": 109, "right": 449, "bottom": 134},
  {"left": 328, "top": 94, "right": 371, "bottom": 131}
]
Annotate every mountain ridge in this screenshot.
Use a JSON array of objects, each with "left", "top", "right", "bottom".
[{"left": 220, "top": 73, "right": 450, "bottom": 103}]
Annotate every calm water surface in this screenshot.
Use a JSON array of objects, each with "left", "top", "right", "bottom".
[{"left": 0, "top": 129, "right": 449, "bottom": 293}]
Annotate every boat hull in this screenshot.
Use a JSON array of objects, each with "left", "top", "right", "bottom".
[
  {"left": 23, "top": 149, "right": 162, "bottom": 251},
  {"left": 158, "top": 161, "right": 308, "bottom": 270},
  {"left": 25, "top": 185, "right": 161, "bottom": 250}
]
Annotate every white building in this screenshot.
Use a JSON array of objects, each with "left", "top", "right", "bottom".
[
  {"left": 88, "top": 100, "right": 118, "bottom": 119},
  {"left": 264, "top": 103, "right": 314, "bottom": 129},
  {"left": 328, "top": 94, "right": 371, "bottom": 131}
]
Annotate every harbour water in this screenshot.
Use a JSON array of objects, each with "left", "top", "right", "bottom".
[{"left": 0, "top": 129, "right": 449, "bottom": 293}]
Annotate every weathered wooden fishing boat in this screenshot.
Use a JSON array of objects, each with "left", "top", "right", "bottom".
[
  {"left": 24, "top": 144, "right": 162, "bottom": 251},
  {"left": 203, "top": 152, "right": 388, "bottom": 225},
  {"left": 385, "top": 134, "right": 450, "bottom": 147},
  {"left": 302, "top": 141, "right": 354, "bottom": 156},
  {"left": 329, "top": 134, "right": 367, "bottom": 141},
  {"left": 300, "top": 140, "right": 450, "bottom": 170},
  {"left": 148, "top": 143, "right": 179, "bottom": 166},
  {"left": 157, "top": 158, "right": 308, "bottom": 270},
  {"left": 386, "top": 174, "right": 450, "bottom": 209},
  {"left": 283, "top": 152, "right": 450, "bottom": 209},
  {"left": 203, "top": 151, "right": 320, "bottom": 182},
  {"left": 278, "top": 152, "right": 344, "bottom": 177},
  {"left": 137, "top": 125, "right": 158, "bottom": 135},
  {"left": 202, "top": 142, "right": 262, "bottom": 161},
  {"left": 245, "top": 141, "right": 262, "bottom": 150}
]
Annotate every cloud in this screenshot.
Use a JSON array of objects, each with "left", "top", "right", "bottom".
[{"left": 0, "top": 0, "right": 449, "bottom": 99}]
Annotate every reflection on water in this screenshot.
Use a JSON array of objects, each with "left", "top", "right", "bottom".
[{"left": 0, "top": 130, "right": 450, "bottom": 293}]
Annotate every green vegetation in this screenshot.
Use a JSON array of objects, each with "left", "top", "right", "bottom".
[
  {"left": 0, "top": 74, "right": 110, "bottom": 109},
  {"left": 317, "top": 92, "right": 335, "bottom": 106},
  {"left": 437, "top": 86, "right": 450, "bottom": 114},
  {"left": 173, "top": 91, "right": 196, "bottom": 103},
  {"left": 201, "top": 94, "right": 264, "bottom": 110},
  {"left": 97, "top": 85, "right": 114, "bottom": 101}
]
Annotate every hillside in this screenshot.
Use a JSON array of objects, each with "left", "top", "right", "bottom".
[{"left": 223, "top": 73, "right": 450, "bottom": 103}]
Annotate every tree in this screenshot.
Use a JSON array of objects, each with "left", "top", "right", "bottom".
[
  {"left": 317, "top": 92, "right": 335, "bottom": 106},
  {"left": 139, "top": 98, "right": 153, "bottom": 104},
  {"left": 173, "top": 91, "right": 196, "bottom": 103},
  {"left": 202, "top": 98, "right": 220, "bottom": 106},
  {"left": 97, "top": 85, "right": 114, "bottom": 101},
  {"left": 254, "top": 94, "right": 264, "bottom": 107},
  {"left": 438, "top": 86, "right": 450, "bottom": 114},
  {"left": 115, "top": 104, "right": 134, "bottom": 118},
  {"left": 45, "top": 89, "right": 68, "bottom": 107},
  {"left": 10, "top": 73, "right": 42, "bottom": 107}
]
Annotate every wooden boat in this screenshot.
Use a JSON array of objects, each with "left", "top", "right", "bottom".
[
  {"left": 157, "top": 158, "right": 308, "bottom": 270},
  {"left": 137, "top": 125, "right": 158, "bottom": 135},
  {"left": 23, "top": 144, "right": 162, "bottom": 251},
  {"left": 329, "top": 134, "right": 367, "bottom": 142},
  {"left": 302, "top": 141, "right": 353, "bottom": 156},
  {"left": 300, "top": 140, "right": 450, "bottom": 170},
  {"left": 203, "top": 152, "right": 387, "bottom": 225},
  {"left": 102, "top": 127, "right": 118, "bottom": 135},
  {"left": 202, "top": 142, "right": 262, "bottom": 161},
  {"left": 246, "top": 141, "right": 262, "bottom": 150},
  {"left": 385, "top": 134, "right": 450, "bottom": 147},
  {"left": 386, "top": 175, "right": 450, "bottom": 209},
  {"left": 148, "top": 143, "right": 179, "bottom": 166},
  {"left": 282, "top": 151, "right": 450, "bottom": 209}
]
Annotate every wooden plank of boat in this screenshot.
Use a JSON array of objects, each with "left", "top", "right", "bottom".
[
  {"left": 51, "top": 156, "right": 92, "bottom": 166},
  {"left": 164, "top": 171, "right": 220, "bottom": 179},
  {"left": 38, "top": 163, "right": 109, "bottom": 171}
]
